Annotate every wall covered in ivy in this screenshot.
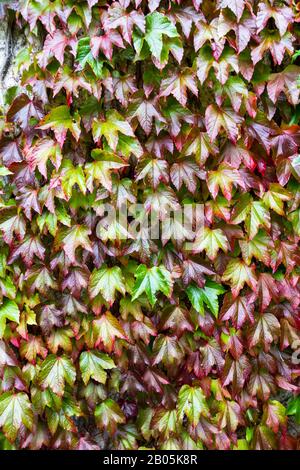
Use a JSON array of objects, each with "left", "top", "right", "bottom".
[{"left": 0, "top": 0, "right": 299, "bottom": 450}]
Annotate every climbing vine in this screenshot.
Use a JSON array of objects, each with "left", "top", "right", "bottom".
[{"left": 0, "top": 0, "right": 299, "bottom": 450}]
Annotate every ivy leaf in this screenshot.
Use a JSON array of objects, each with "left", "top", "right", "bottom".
[
  {"left": 52, "top": 65, "right": 93, "bottom": 101},
  {"left": 92, "top": 110, "right": 135, "bottom": 151},
  {"left": 222, "top": 355, "right": 251, "bottom": 393},
  {"left": 222, "top": 142, "right": 256, "bottom": 171},
  {"left": 0, "top": 209, "right": 26, "bottom": 244},
  {"left": 20, "top": 0, "right": 57, "bottom": 33},
  {"left": 217, "top": 400, "right": 243, "bottom": 433},
  {"left": 9, "top": 235, "right": 45, "bottom": 267},
  {"left": 117, "top": 134, "right": 143, "bottom": 160},
  {"left": 218, "top": 0, "right": 245, "bottom": 22},
  {"left": 253, "top": 424, "right": 277, "bottom": 450},
  {"left": 7, "top": 94, "right": 43, "bottom": 132},
  {"left": 0, "top": 300, "right": 20, "bottom": 338},
  {"left": 42, "top": 30, "right": 75, "bottom": 66},
  {"left": 286, "top": 396, "right": 300, "bottom": 424},
  {"left": 95, "top": 399, "right": 125, "bottom": 435},
  {"left": 104, "top": 2, "right": 145, "bottom": 44},
  {"left": 231, "top": 194, "right": 271, "bottom": 240},
  {"left": 86, "top": 150, "right": 128, "bottom": 192},
  {"left": 76, "top": 37, "right": 104, "bottom": 78},
  {"left": 39, "top": 305, "right": 65, "bottom": 335},
  {"left": 152, "top": 334, "right": 185, "bottom": 366},
  {"left": 205, "top": 105, "right": 243, "bottom": 143},
  {"left": 220, "top": 293, "right": 254, "bottom": 329},
  {"left": 248, "top": 369, "right": 276, "bottom": 401},
  {"left": 193, "top": 226, "right": 229, "bottom": 260},
  {"left": 158, "top": 305, "right": 193, "bottom": 336},
  {"left": 200, "top": 338, "right": 225, "bottom": 375},
  {"left": 186, "top": 280, "right": 225, "bottom": 317},
  {"left": 0, "top": 392, "right": 33, "bottom": 442},
  {"left": 256, "top": 273, "right": 279, "bottom": 312},
  {"left": 182, "top": 128, "right": 218, "bottom": 165},
  {"left": 91, "top": 31, "right": 124, "bottom": 61},
  {"left": 160, "top": 70, "right": 198, "bottom": 107},
  {"left": 262, "top": 183, "right": 291, "bottom": 216},
  {"left": 79, "top": 350, "right": 115, "bottom": 385},
  {"left": 251, "top": 31, "right": 294, "bottom": 66},
  {"left": 170, "top": 159, "right": 205, "bottom": 193},
  {"left": 239, "top": 230, "right": 272, "bottom": 266},
  {"left": 38, "top": 105, "right": 81, "bottom": 148},
  {"left": 55, "top": 225, "right": 92, "bottom": 263},
  {"left": 89, "top": 265, "right": 126, "bottom": 305},
  {"left": 262, "top": 400, "right": 287, "bottom": 433},
  {"left": 177, "top": 384, "right": 209, "bottom": 427},
  {"left": 207, "top": 164, "right": 245, "bottom": 200},
  {"left": 92, "top": 311, "right": 127, "bottom": 353},
  {"left": 132, "top": 264, "right": 173, "bottom": 306},
  {"left": 0, "top": 277, "right": 16, "bottom": 301},
  {"left": 256, "top": 2, "right": 294, "bottom": 37},
  {"left": 61, "top": 161, "right": 86, "bottom": 199},
  {"left": 182, "top": 259, "right": 215, "bottom": 288},
  {"left": 0, "top": 139, "right": 22, "bottom": 166},
  {"left": 152, "top": 407, "right": 178, "bottom": 437},
  {"left": 267, "top": 66, "right": 300, "bottom": 106},
  {"left": 135, "top": 157, "right": 169, "bottom": 189},
  {"left": 144, "top": 12, "right": 179, "bottom": 59},
  {"left": 127, "top": 93, "right": 166, "bottom": 135},
  {"left": 38, "top": 354, "right": 76, "bottom": 396},
  {"left": 26, "top": 137, "right": 62, "bottom": 178},
  {"left": 162, "top": 98, "right": 193, "bottom": 137},
  {"left": 249, "top": 313, "right": 280, "bottom": 351},
  {"left": 222, "top": 259, "right": 257, "bottom": 298}
]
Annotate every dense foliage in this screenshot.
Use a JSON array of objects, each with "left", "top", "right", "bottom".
[{"left": 0, "top": 0, "right": 299, "bottom": 450}]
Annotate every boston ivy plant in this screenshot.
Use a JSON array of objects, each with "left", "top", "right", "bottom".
[{"left": 0, "top": 0, "right": 299, "bottom": 450}]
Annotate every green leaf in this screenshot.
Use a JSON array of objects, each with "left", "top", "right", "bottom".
[
  {"left": 263, "top": 183, "right": 292, "bottom": 216},
  {"left": 117, "top": 134, "right": 143, "bottom": 159},
  {"left": 38, "top": 105, "right": 81, "bottom": 148},
  {"left": 0, "top": 167, "right": 13, "bottom": 176},
  {"left": 92, "top": 311, "right": 127, "bottom": 353},
  {"left": 89, "top": 265, "right": 126, "bottom": 305},
  {"left": 76, "top": 37, "right": 104, "bottom": 78},
  {"left": 153, "top": 335, "right": 185, "bottom": 366},
  {"left": 86, "top": 150, "right": 128, "bottom": 191},
  {"left": 222, "top": 259, "right": 257, "bottom": 298},
  {"left": 95, "top": 398, "right": 125, "bottom": 434},
  {"left": 132, "top": 264, "right": 173, "bottom": 306},
  {"left": 0, "top": 392, "right": 33, "bottom": 442},
  {"left": 0, "top": 277, "right": 16, "bottom": 300},
  {"left": 186, "top": 280, "right": 225, "bottom": 317},
  {"left": 231, "top": 194, "right": 271, "bottom": 239},
  {"left": 0, "top": 300, "right": 19, "bottom": 338},
  {"left": 234, "top": 439, "right": 249, "bottom": 450},
  {"left": 79, "top": 350, "right": 115, "bottom": 385},
  {"left": 177, "top": 385, "right": 209, "bottom": 427},
  {"left": 144, "top": 12, "right": 179, "bottom": 59},
  {"left": 38, "top": 354, "right": 76, "bottom": 395},
  {"left": 286, "top": 396, "right": 300, "bottom": 424},
  {"left": 152, "top": 408, "right": 178, "bottom": 437},
  {"left": 239, "top": 230, "right": 272, "bottom": 265},
  {"left": 92, "top": 110, "right": 135, "bottom": 151},
  {"left": 291, "top": 154, "right": 300, "bottom": 179},
  {"left": 193, "top": 226, "right": 229, "bottom": 260},
  {"left": 288, "top": 209, "right": 300, "bottom": 236},
  {"left": 61, "top": 160, "right": 86, "bottom": 199}
]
